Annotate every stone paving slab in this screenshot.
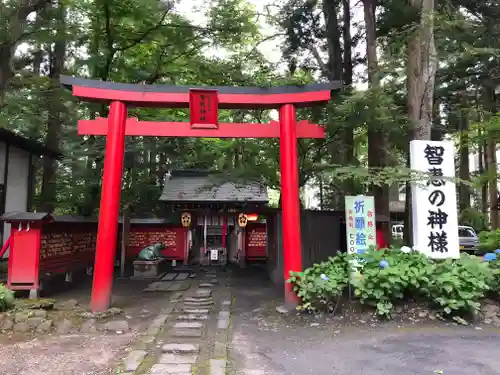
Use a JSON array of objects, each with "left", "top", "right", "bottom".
[
  {"left": 184, "top": 297, "right": 213, "bottom": 303},
  {"left": 171, "top": 329, "right": 203, "bottom": 338},
  {"left": 159, "top": 353, "right": 198, "bottom": 364},
  {"left": 191, "top": 289, "right": 212, "bottom": 299},
  {"left": 162, "top": 343, "right": 200, "bottom": 353},
  {"left": 144, "top": 281, "right": 191, "bottom": 292},
  {"left": 210, "top": 359, "right": 226, "bottom": 375},
  {"left": 180, "top": 308, "right": 210, "bottom": 314},
  {"left": 150, "top": 363, "right": 192, "bottom": 374},
  {"left": 194, "top": 291, "right": 212, "bottom": 298},
  {"left": 199, "top": 283, "right": 213, "bottom": 288},
  {"left": 217, "top": 311, "right": 230, "bottom": 329},
  {"left": 176, "top": 273, "right": 189, "bottom": 281},
  {"left": 173, "top": 321, "right": 204, "bottom": 329},
  {"left": 123, "top": 350, "right": 147, "bottom": 372},
  {"left": 183, "top": 300, "right": 214, "bottom": 307},
  {"left": 162, "top": 273, "right": 178, "bottom": 281},
  {"left": 177, "top": 314, "right": 209, "bottom": 321}
]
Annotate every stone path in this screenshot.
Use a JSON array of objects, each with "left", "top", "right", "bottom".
[
  {"left": 144, "top": 272, "right": 193, "bottom": 292},
  {"left": 121, "top": 269, "right": 232, "bottom": 375}
]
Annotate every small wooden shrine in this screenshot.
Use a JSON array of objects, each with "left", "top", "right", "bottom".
[{"left": 159, "top": 169, "right": 268, "bottom": 266}]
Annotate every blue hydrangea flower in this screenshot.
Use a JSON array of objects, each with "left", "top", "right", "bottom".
[
  {"left": 320, "top": 273, "right": 329, "bottom": 281},
  {"left": 379, "top": 260, "right": 389, "bottom": 269},
  {"left": 484, "top": 253, "right": 497, "bottom": 262},
  {"left": 495, "top": 249, "right": 500, "bottom": 254}
]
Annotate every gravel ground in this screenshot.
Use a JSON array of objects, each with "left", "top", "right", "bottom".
[
  {"left": 0, "top": 274, "right": 177, "bottom": 375},
  {"left": 228, "top": 267, "right": 500, "bottom": 375},
  {"left": 0, "top": 333, "right": 134, "bottom": 375}
]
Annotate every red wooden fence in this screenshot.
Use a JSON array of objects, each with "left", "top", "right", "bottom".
[{"left": 0, "top": 212, "right": 267, "bottom": 294}]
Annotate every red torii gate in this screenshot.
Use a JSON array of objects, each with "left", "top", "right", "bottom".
[{"left": 60, "top": 75, "right": 340, "bottom": 312}]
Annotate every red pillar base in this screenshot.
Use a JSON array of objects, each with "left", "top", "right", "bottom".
[
  {"left": 279, "top": 103, "right": 302, "bottom": 307},
  {"left": 90, "top": 101, "right": 127, "bottom": 312}
]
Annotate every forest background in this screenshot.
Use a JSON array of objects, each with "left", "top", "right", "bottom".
[{"left": 2, "top": 0, "right": 499, "bottom": 244}]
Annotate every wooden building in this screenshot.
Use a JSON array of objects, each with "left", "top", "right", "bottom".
[
  {"left": 0, "top": 129, "right": 60, "bottom": 247},
  {"left": 158, "top": 169, "right": 268, "bottom": 266}
]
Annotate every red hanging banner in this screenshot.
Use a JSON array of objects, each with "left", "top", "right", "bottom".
[{"left": 189, "top": 89, "right": 219, "bottom": 129}]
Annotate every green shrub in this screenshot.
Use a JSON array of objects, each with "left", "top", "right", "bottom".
[
  {"left": 288, "top": 252, "right": 349, "bottom": 312},
  {"left": 488, "top": 257, "right": 500, "bottom": 295},
  {"left": 289, "top": 248, "right": 496, "bottom": 321},
  {"left": 354, "top": 248, "right": 433, "bottom": 318},
  {"left": 478, "top": 229, "right": 500, "bottom": 253},
  {"left": 0, "top": 284, "right": 15, "bottom": 311},
  {"left": 425, "top": 254, "right": 493, "bottom": 317}
]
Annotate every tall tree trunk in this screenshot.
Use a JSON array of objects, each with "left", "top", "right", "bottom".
[
  {"left": 420, "top": 0, "right": 437, "bottom": 139},
  {"left": 458, "top": 102, "right": 470, "bottom": 211},
  {"left": 342, "top": 0, "right": 353, "bottom": 87},
  {"left": 486, "top": 137, "right": 499, "bottom": 229},
  {"left": 322, "top": 0, "right": 342, "bottom": 81},
  {"left": 478, "top": 130, "right": 488, "bottom": 214},
  {"left": 40, "top": 1, "right": 66, "bottom": 212},
  {"left": 403, "top": 0, "right": 435, "bottom": 244},
  {"left": 486, "top": 137, "right": 498, "bottom": 228},
  {"left": 484, "top": 86, "right": 499, "bottom": 228},
  {"left": 363, "top": 0, "right": 390, "bottom": 244},
  {"left": 341, "top": 0, "right": 355, "bottom": 192}
]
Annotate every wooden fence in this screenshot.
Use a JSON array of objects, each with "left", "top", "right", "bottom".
[{"left": 266, "top": 209, "right": 345, "bottom": 287}]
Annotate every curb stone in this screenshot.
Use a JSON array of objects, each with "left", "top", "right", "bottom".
[{"left": 211, "top": 293, "right": 231, "bottom": 375}]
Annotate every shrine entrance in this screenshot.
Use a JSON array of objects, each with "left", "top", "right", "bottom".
[{"left": 61, "top": 75, "right": 340, "bottom": 312}]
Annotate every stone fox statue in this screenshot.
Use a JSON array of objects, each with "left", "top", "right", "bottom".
[{"left": 137, "top": 243, "right": 166, "bottom": 260}]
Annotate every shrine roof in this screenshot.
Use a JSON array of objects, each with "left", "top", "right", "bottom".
[
  {"left": 0, "top": 212, "right": 53, "bottom": 222},
  {"left": 0, "top": 128, "right": 61, "bottom": 158},
  {"left": 60, "top": 75, "right": 341, "bottom": 109},
  {"left": 159, "top": 170, "right": 268, "bottom": 203}
]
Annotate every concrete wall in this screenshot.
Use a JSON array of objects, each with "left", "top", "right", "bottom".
[{"left": 0, "top": 142, "right": 31, "bottom": 248}]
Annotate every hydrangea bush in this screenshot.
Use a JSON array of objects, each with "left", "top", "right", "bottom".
[
  {"left": 288, "top": 246, "right": 497, "bottom": 320},
  {"left": 288, "top": 252, "right": 349, "bottom": 312}
]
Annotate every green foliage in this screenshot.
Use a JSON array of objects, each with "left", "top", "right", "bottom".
[
  {"left": 489, "top": 258, "right": 500, "bottom": 295},
  {"left": 354, "top": 249, "right": 433, "bottom": 318},
  {"left": 291, "top": 249, "right": 496, "bottom": 320},
  {"left": 425, "top": 255, "right": 492, "bottom": 318},
  {"left": 478, "top": 229, "right": 500, "bottom": 253},
  {"left": 459, "top": 208, "right": 489, "bottom": 233},
  {"left": 288, "top": 253, "right": 349, "bottom": 312},
  {"left": 0, "top": 285, "right": 15, "bottom": 312}
]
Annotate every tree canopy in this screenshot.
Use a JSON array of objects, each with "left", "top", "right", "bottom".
[{"left": 1, "top": 0, "right": 500, "bottom": 241}]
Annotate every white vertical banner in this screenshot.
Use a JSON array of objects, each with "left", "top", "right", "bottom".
[
  {"left": 410, "top": 140, "right": 459, "bottom": 259},
  {"left": 344, "top": 196, "right": 377, "bottom": 254}
]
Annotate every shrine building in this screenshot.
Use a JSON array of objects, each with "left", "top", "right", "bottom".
[
  {"left": 0, "top": 129, "right": 61, "bottom": 247},
  {"left": 156, "top": 169, "right": 268, "bottom": 267}
]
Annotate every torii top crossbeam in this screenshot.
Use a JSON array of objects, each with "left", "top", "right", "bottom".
[{"left": 60, "top": 75, "right": 341, "bottom": 109}]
